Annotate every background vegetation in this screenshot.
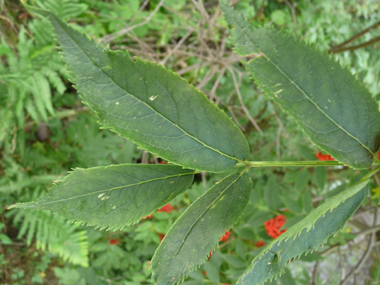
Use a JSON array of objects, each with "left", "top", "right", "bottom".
[{"left": 1, "top": 0, "right": 380, "bottom": 284}]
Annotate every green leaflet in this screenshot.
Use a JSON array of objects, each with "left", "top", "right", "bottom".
[
  {"left": 9, "top": 164, "right": 194, "bottom": 231},
  {"left": 24, "top": 3, "right": 249, "bottom": 173},
  {"left": 152, "top": 172, "right": 252, "bottom": 284},
  {"left": 221, "top": 1, "right": 380, "bottom": 169},
  {"left": 237, "top": 179, "right": 369, "bottom": 285}
]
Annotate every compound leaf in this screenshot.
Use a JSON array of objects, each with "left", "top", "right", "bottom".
[
  {"left": 222, "top": 1, "right": 380, "bottom": 169},
  {"left": 237, "top": 179, "right": 369, "bottom": 285},
  {"left": 10, "top": 164, "right": 194, "bottom": 231},
  {"left": 152, "top": 171, "right": 252, "bottom": 284},
  {"left": 24, "top": 3, "right": 249, "bottom": 173}
]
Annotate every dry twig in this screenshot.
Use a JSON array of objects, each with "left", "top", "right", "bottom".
[
  {"left": 227, "top": 66, "right": 263, "bottom": 134},
  {"left": 329, "top": 21, "right": 380, "bottom": 53},
  {"left": 160, "top": 28, "right": 196, "bottom": 66},
  {"left": 101, "top": 0, "right": 165, "bottom": 44},
  {"left": 340, "top": 209, "right": 378, "bottom": 285},
  {"left": 283, "top": 0, "right": 298, "bottom": 37}
]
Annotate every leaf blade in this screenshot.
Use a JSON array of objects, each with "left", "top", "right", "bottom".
[
  {"left": 10, "top": 164, "right": 194, "bottom": 231},
  {"left": 222, "top": 1, "right": 380, "bottom": 169},
  {"left": 152, "top": 171, "right": 253, "bottom": 284},
  {"left": 237, "top": 179, "right": 369, "bottom": 285},
  {"left": 25, "top": 4, "right": 249, "bottom": 173}
]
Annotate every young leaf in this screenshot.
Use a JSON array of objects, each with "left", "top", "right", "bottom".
[
  {"left": 24, "top": 3, "right": 249, "bottom": 173},
  {"left": 237, "top": 179, "right": 369, "bottom": 285},
  {"left": 151, "top": 171, "right": 253, "bottom": 284},
  {"left": 221, "top": 1, "right": 380, "bottom": 169},
  {"left": 9, "top": 164, "right": 194, "bottom": 231}
]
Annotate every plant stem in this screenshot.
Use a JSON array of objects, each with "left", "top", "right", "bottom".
[
  {"left": 235, "top": 160, "right": 344, "bottom": 168},
  {"left": 359, "top": 165, "right": 380, "bottom": 182}
]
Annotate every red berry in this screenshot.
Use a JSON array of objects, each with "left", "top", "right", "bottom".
[
  {"left": 255, "top": 240, "right": 265, "bottom": 248},
  {"left": 219, "top": 231, "right": 231, "bottom": 242},
  {"left": 158, "top": 233, "right": 165, "bottom": 242},
  {"left": 109, "top": 238, "right": 119, "bottom": 245},
  {"left": 142, "top": 213, "right": 153, "bottom": 220},
  {"left": 315, "top": 151, "right": 334, "bottom": 161},
  {"left": 158, "top": 203, "right": 174, "bottom": 213},
  {"left": 264, "top": 215, "right": 287, "bottom": 239}
]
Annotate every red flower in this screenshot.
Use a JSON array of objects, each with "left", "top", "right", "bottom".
[
  {"left": 255, "top": 240, "right": 265, "bottom": 248},
  {"left": 315, "top": 151, "right": 334, "bottom": 161},
  {"left": 219, "top": 231, "right": 231, "bottom": 242},
  {"left": 158, "top": 203, "right": 174, "bottom": 213},
  {"left": 378, "top": 151, "right": 380, "bottom": 162},
  {"left": 142, "top": 213, "right": 153, "bottom": 220},
  {"left": 264, "top": 215, "right": 287, "bottom": 239},
  {"left": 158, "top": 233, "right": 165, "bottom": 242},
  {"left": 109, "top": 238, "right": 119, "bottom": 245}
]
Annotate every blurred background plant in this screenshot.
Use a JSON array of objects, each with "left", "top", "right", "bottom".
[{"left": 1, "top": 0, "right": 380, "bottom": 284}]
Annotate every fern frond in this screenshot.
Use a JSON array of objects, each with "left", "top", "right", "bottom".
[
  {"left": 12, "top": 209, "right": 89, "bottom": 267},
  {"left": 35, "top": 0, "right": 88, "bottom": 21},
  {"left": 0, "top": 24, "right": 66, "bottom": 124}
]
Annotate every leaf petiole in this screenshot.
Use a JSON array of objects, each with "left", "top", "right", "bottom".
[
  {"left": 235, "top": 161, "right": 344, "bottom": 168},
  {"left": 359, "top": 165, "right": 380, "bottom": 182}
]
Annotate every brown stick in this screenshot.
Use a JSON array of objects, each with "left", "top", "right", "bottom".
[
  {"left": 100, "top": 0, "right": 165, "bottom": 44},
  {"left": 339, "top": 209, "right": 378, "bottom": 285},
  {"left": 283, "top": 0, "right": 298, "bottom": 37},
  {"left": 330, "top": 21, "right": 380, "bottom": 51},
  {"left": 330, "top": 35, "right": 380, "bottom": 54}
]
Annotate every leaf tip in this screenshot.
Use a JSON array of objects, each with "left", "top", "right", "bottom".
[{"left": 7, "top": 204, "right": 17, "bottom": 210}]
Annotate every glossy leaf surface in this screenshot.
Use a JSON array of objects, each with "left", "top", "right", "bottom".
[
  {"left": 152, "top": 172, "right": 252, "bottom": 284},
  {"left": 11, "top": 164, "right": 194, "bottom": 231},
  {"left": 25, "top": 4, "right": 249, "bottom": 173},
  {"left": 238, "top": 179, "right": 369, "bottom": 284},
  {"left": 222, "top": 1, "right": 380, "bottom": 169}
]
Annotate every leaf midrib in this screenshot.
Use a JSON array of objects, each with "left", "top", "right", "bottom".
[
  {"left": 57, "top": 15, "right": 242, "bottom": 164},
  {"left": 162, "top": 171, "right": 245, "bottom": 281},
  {"left": 30, "top": 172, "right": 195, "bottom": 206},
  {"left": 235, "top": 20, "right": 373, "bottom": 155}
]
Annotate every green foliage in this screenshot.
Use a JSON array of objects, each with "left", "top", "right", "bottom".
[
  {"left": 221, "top": 0, "right": 380, "bottom": 169},
  {"left": 26, "top": 5, "right": 249, "bottom": 173},
  {"left": 152, "top": 172, "right": 252, "bottom": 284},
  {"left": 0, "top": 25, "right": 64, "bottom": 126},
  {"left": 237, "top": 179, "right": 368, "bottom": 284},
  {"left": 13, "top": 164, "right": 195, "bottom": 231},
  {"left": 0, "top": 0, "right": 87, "bottom": 150},
  {"left": 3, "top": 0, "right": 380, "bottom": 284},
  {"left": 11, "top": 209, "right": 88, "bottom": 267},
  {"left": 33, "top": 0, "right": 88, "bottom": 21}
]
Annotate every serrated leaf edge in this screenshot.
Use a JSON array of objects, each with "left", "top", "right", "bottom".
[
  {"left": 237, "top": 178, "right": 369, "bottom": 284},
  {"left": 23, "top": 2, "right": 250, "bottom": 173},
  {"left": 221, "top": 0, "right": 378, "bottom": 169},
  {"left": 152, "top": 170, "right": 251, "bottom": 285},
  {"left": 9, "top": 164, "right": 195, "bottom": 232}
]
